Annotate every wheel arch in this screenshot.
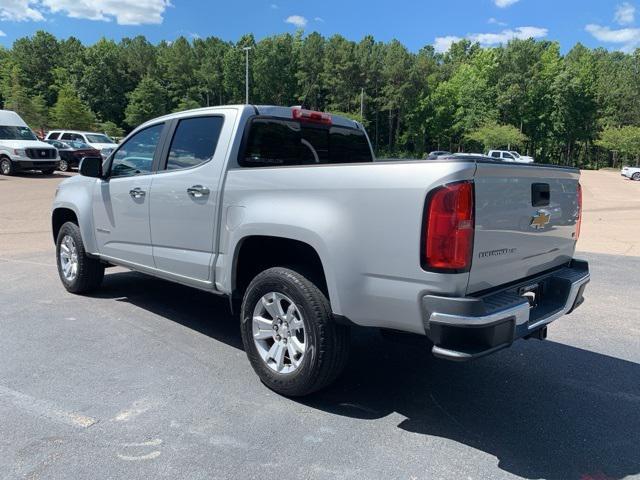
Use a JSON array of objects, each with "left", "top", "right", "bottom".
[
  {"left": 52, "top": 207, "right": 79, "bottom": 242},
  {"left": 231, "top": 235, "right": 333, "bottom": 308}
]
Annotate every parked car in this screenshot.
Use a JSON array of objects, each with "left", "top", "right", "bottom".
[
  {"left": 45, "top": 139, "right": 101, "bottom": 172},
  {"left": 488, "top": 150, "right": 535, "bottom": 163},
  {"left": 52, "top": 105, "right": 589, "bottom": 396},
  {"left": 45, "top": 130, "right": 118, "bottom": 159},
  {"left": 0, "top": 109, "right": 59, "bottom": 175},
  {"left": 427, "top": 150, "right": 452, "bottom": 159},
  {"left": 621, "top": 166, "right": 640, "bottom": 180}
]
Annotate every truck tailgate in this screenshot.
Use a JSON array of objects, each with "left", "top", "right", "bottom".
[{"left": 467, "top": 162, "right": 580, "bottom": 294}]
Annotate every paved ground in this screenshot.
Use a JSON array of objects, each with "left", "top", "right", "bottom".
[{"left": 0, "top": 170, "right": 639, "bottom": 480}]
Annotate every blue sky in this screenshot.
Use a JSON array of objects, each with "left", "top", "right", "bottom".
[{"left": 0, "top": 0, "right": 639, "bottom": 53}]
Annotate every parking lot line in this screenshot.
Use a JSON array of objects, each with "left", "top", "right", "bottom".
[{"left": 0, "top": 385, "right": 97, "bottom": 429}]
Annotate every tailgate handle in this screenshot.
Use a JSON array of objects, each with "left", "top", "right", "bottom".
[{"left": 531, "top": 183, "right": 550, "bottom": 207}]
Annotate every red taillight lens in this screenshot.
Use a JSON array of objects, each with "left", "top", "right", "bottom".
[
  {"left": 423, "top": 181, "right": 474, "bottom": 272},
  {"left": 292, "top": 108, "right": 332, "bottom": 125},
  {"left": 576, "top": 183, "right": 582, "bottom": 241}
]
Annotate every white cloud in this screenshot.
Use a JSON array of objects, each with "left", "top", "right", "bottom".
[
  {"left": 39, "top": 0, "right": 171, "bottom": 25},
  {"left": 488, "top": 17, "right": 507, "bottom": 26},
  {"left": 0, "top": 0, "right": 44, "bottom": 21},
  {"left": 585, "top": 23, "right": 640, "bottom": 51},
  {"left": 314, "top": 16, "right": 324, "bottom": 22},
  {"left": 494, "top": 0, "right": 519, "bottom": 8},
  {"left": 615, "top": 2, "right": 635, "bottom": 25},
  {"left": 0, "top": 30, "right": 6, "bottom": 36},
  {"left": 470, "top": 26, "right": 548, "bottom": 45},
  {"left": 434, "top": 35, "right": 462, "bottom": 53},
  {"left": 434, "top": 26, "right": 547, "bottom": 53},
  {"left": 284, "top": 14, "right": 307, "bottom": 28},
  {"left": 270, "top": 3, "right": 278, "bottom": 9}
]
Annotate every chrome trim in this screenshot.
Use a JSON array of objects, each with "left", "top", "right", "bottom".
[{"left": 427, "top": 271, "right": 590, "bottom": 330}]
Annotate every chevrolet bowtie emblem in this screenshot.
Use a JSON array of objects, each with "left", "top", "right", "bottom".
[{"left": 530, "top": 210, "right": 551, "bottom": 230}]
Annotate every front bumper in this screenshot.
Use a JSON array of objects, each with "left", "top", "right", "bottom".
[
  {"left": 14, "top": 159, "right": 60, "bottom": 170},
  {"left": 422, "top": 260, "right": 590, "bottom": 361}
]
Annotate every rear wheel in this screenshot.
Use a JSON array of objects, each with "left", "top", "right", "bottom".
[
  {"left": 0, "top": 157, "right": 13, "bottom": 176},
  {"left": 240, "top": 267, "right": 349, "bottom": 397},
  {"left": 56, "top": 222, "right": 104, "bottom": 293},
  {"left": 633, "top": 172, "right": 640, "bottom": 181}
]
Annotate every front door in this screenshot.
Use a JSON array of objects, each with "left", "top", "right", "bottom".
[
  {"left": 149, "top": 112, "right": 232, "bottom": 283},
  {"left": 92, "top": 123, "right": 166, "bottom": 267}
]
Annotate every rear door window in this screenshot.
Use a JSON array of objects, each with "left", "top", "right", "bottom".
[
  {"left": 240, "top": 118, "right": 372, "bottom": 167},
  {"left": 165, "top": 116, "right": 224, "bottom": 171},
  {"left": 61, "top": 133, "right": 83, "bottom": 141}
]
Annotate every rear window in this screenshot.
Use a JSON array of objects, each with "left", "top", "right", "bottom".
[{"left": 240, "top": 118, "right": 372, "bottom": 167}]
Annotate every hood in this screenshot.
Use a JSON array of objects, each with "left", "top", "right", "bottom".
[
  {"left": 89, "top": 142, "right": 119, "bottom": 150},
  {"left": 0, "top": 139, "right": 56, "bottom": 149}
]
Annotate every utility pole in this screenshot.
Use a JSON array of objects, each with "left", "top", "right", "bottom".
[{"left": 243, "top": 46, "right": 252, "bottom": 104}]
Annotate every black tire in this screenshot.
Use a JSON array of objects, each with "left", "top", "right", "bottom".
[
  {"left": 0, "top": 157, "right": 14, "bottom": 176},
  {"left": 633, "top": 172, "right": 640, "bottom": 181},
  {"left": 58, "top": 159, "right": 70, "bottom": 172},
  {"left": 240, "top": 267, "right": 350, "bottom": 397},
  {"left": 56, "top": 221, "right": 104, "bottom": 294},
  {"left": 42, "top": 169, "right": 55, "bottom": 175}
]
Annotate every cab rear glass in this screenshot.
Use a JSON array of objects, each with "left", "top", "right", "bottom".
[{"left": 239, "top": 117, "right": 373, "bottom": 167}]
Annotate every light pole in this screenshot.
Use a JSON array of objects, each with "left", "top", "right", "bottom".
[{"left": 243, "top": 46, "right": 252, "bottom": 104}]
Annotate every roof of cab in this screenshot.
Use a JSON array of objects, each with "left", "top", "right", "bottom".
[
  {"left": 0, "top": 110, "right": 28, "bottom": 127},
  {"left": 140, "top": 105, "right": 362, "bottom": 130}
]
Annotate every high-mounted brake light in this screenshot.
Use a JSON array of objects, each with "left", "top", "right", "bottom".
[
  {"left": 422, "top": 181, "right": 474, "bottom": 272},
  {"left": 576, "top": 183, "right": 583, "bottom": 241},
  {"left": 292, "top": 108, "right": 332, "bottom": 125}
]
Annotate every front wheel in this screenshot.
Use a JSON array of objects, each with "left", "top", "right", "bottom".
[
  {"left": 57, "top": 159, "right": 70, "bottom": 172},
  {"left": 56, "top": 222, "right": 104, "bottom": 293},
  {"left": 633, "top": 172, "right": 640, "bottom": 181},
  {"left": 0, "top": 157, "right": 13, "bottom": 175},
  {"left": 240, "top": 267, "right": 350, "bottom": 397}
]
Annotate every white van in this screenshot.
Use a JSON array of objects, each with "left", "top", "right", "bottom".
[{"left": 0, "top": 110, "right": 59, "bottom": 175}]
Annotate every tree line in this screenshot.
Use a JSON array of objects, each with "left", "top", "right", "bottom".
[{"left": 1, "top": 30, "right": 639, "bottom": 167}]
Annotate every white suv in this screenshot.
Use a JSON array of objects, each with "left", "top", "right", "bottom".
[
  {"left": 46, "top": 130, "right": 118, "bottom": 159},
  {"left": 487, "top": 150, "right": 535, "bottom": 164}
]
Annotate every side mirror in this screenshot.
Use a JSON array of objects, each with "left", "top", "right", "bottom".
[{"left": 79, "top": 156, "right": 103, "bottom": 178}]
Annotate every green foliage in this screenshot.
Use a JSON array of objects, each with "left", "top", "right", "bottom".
[
  {"left": 99, "top": 121, "right": 125, "bottom": 139},
  {"left": 466, "top": 122, "right": 527, "bottom": 150},
  {"left": 124, "top": 75, "right": 168, "bottom": 127},
  {"left": 4, "top": 31, "right": 640, "bottom": 167},
  {"left": 50, "top": 83, "right": 96, "bottom": 130},
  {"left": 596, "top": 126, "right": 640, "bottom": 166}
]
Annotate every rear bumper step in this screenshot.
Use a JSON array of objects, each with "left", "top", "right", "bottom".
[{"left": 422, "top": 260, "right": 590, "bottom": 361}]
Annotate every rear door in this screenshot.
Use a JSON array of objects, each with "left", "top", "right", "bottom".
[
  {"left": 467, "top": 162, "right": 580, "bottom": 294},
  {"left": 149, "top": 110, "right": 235, "bottom": 284}
]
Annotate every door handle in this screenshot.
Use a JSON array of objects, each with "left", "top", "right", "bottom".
[
  {"left": 129, "top": 187, "right": 146, "bottom": 199},
  {"left": 187, "top": 185, "right": 210, "bottom": 198}
]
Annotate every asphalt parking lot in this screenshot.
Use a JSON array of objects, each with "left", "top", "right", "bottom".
[{"left": 1, "top": 171, "right": 639, "bottom": 480}]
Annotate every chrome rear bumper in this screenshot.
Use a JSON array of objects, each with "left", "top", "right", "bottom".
[{"left": 422, "top": 260, "right": 590, "bottom": 361}]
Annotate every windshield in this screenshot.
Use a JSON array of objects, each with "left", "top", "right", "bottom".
[
  {"left": 509, "top": 151, "right": 521, "bottom": 158},
  {"left": 66, "top": 141, "right": 92, "bottom": 149},
  {"left": 85, "top": 134, "right": 114, "bottom": 144},
  {"left": 0, "top": 126, "right": 37, "bottom": 141}
]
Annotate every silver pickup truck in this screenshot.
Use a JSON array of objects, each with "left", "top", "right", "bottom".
[{"left": 52, "top": 105, "right": 590, "bottom": 396}]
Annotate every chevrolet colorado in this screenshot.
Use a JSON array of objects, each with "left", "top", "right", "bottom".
[{"left": 52, "top": 105, "right": 590, "bottom": 396}]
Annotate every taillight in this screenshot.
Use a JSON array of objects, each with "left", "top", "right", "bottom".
[
  {"left": 576, "top": 183, "right": 582, "bottom": 241},
  {"left": 292, "top": 108, "right": 332, "bottom": 125},
  {"left": 422, "top": 181, "right": 474, "bottom": 272}
]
